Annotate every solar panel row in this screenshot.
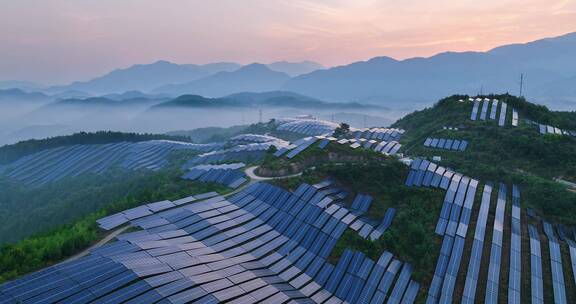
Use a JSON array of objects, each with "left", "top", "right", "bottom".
[
  {"left": 543, "top": 221, "right": 568, "bottom": 304},
  {"left": 528, "top": 225, "right": 545, "bottom": 304},
  {"left": 568, "top": 240, "right": 576, "bottom": 289},
  {"left": 350, "top": 194, "right": 373, "bottom": 214},
  {"left": 470, "top": 100, "right": 480, "bottom": 121},
  {"left": 536, "top": 123, "right": 576, "bottom": 136},
  {"left": 188, "top": 140, "right": 291, "bottom": 165},
  {"left": 181, "top": 163, "right": 247, "bottom": 189},
  {"left": 484, "top": 183, "right": 507, "bottom": 304},
  {"left": 351, "top": 128, "right": 405, "bottom": 142},
  {"left": 405, "top": 158, "right": 461, "bottom": 191},
  {"left": 424, "top": 138, "right": 468, "bottom": 151},
  {"left": 275, "top": 117, "right": 340, "bottom": 136},
  {"left": 461, "top": 183, "right": 493, "bottom": 304},
  {"left": 285, "top": 137, "right": 319, "bottom": 159},
  {"left": 369, "top": 208, "right": 396, "bottom": 241},
  {"left": 511, "top": 109, "right": 519, "bottom": 127},
  {"left": 479, "top": 98, "right": 490, "bottom": 120},
  {"left": 427, "top": 178, "right": 478, "bottom": 304},
  {"left": 508, "top": 185, "right": 521, "bottom": 304},
  {"left": 489, "top": 99, "right": 499, "bottom": 120},
  {"left": 498, "top": 102, "right": 508, "bottom": 127}
]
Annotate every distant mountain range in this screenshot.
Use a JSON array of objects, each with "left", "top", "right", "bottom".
[
  {"left": 283, "top": 32, "right": 576, "bottom": 109},
  {"left": 3, "top": 31, "right": 576, "bottom": 110},
  {"left": 41, "top": 61, "right": 324, "bottom": 96},
  {"left": 152, "top": 64, "right": 291, "bottom": 97},
  {"left": 0, "top": 89, "right": 50, "bottom": 103}
]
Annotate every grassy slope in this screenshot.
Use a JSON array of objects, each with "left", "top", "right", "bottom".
[{"left": 393, "top": 94, "right": 576, "bottom": 224}]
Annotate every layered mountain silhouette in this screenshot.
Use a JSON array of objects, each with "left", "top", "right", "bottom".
[
  {"left": 44, "top": 61, "right": 323, "bottom": 96},
  {"left": 5, "top": 32, "right": 576, "bottom": 110},
  {"left": 283, "top": 32, "right": 576, "bottom": 109},
  {"left": 152, "top": 64, "right": 291, "bottom": 97}
]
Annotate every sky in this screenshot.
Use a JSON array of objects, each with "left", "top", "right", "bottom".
[{"left": 1, "top": 0, "right": 576, "bottom": 85}]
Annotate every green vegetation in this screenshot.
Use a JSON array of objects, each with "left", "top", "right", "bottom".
[
  {"left": 393, "top": 94, "right": 576, "bottom": 224},
  {"left": 0, "top": 148, "right": 209, "bottom": 243},
  {"left": 317, "top": 161, "right": 444, "bottom": 285},
  {"left": 332, "top": 122, "right": 351, "bottom": 138},
  {"left": 260, "top": 140, "right": 387, "bottom": 175},
  {"left": 0, "top": 131, "right": 191, "bottom": 164},
  {"left": 166, "top": 121, "right": 286, "bottom": 144},
  {"left": 0, "top": 175, "right": 227, "bottom": 283},
  {"left": 272, "top": 157, "right": 444, "bottom": 286}
]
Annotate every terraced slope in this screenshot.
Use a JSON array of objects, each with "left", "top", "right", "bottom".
[
  {"left": 1, "top": 181, "right": 422, "bottom": 304},
  {"left": 393, "top": 94, "right": 576, "bottom": 223},
  {"left": 0, "top": 140, "right": 221, "bottom": 187}
]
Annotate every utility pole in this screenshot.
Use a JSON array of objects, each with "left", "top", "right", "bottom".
[{"left": 519, "top": 73, "right": 524, "bottom": 97}]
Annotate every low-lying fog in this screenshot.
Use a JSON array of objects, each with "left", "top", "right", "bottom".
[{"left": 0, "top": 100, "right": 409, "bottom": 146}]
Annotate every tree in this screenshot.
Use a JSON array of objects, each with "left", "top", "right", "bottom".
[{"left": 333, "top": 123, "right": 350, "bottom": 138}]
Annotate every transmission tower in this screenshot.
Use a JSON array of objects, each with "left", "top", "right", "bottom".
[{"left": 519, "top": 73, "right": 524, "bottom": 97}]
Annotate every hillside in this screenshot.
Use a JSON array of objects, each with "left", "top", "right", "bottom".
[
  {"left": 393, "top": 94, "right": 576, "bottom": 223},
  {"left": 1, "top": 96, "right": 576, "bottom": 303},
  {"left": 150, "top": 91, "right": 384, "bottom": 110},
  {"left": 0, "top": 131, "right": 191, "bottom": 165}
]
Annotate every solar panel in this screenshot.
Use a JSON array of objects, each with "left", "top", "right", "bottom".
[
  {"left": 498, "top": 102, "right": 508, "bottom": 127},
  {"left": 489, "top": 99, "right": 498, "bottom": 120},
  {"left": 470, "top": 100, "right": 480, "bottom": 120}
]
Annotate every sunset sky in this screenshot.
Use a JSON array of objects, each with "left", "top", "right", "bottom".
[{"left": 1, "top": 0, "right": 576, "bottom": 84}]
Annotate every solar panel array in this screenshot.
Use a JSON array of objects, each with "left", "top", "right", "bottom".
[
  {"left": 228, "top": 134, "right": 284, "bottom": 145},
  {"left": 508, "top": 185, "right": 521, "bottom": 304},
  {"left": 423, "top": 137, "right": 468, "bottom": 151},
  {"left": 276, "top": 135, "right": 403, "bottom": 160},
  {"left": 187, "top": 140, "right": 292, "bottom": 166},
  {"left": 275, "top": 117, "right": 340, "bottom": 136},
  {"left": 484, "top": 183, "right": 507, "bottom": 303},
  {"left": 350, "top": 194, "right": 373, "bottom": 214},
  {"left": 543, "top": 221, "right": 568, "bottom": 304},
  {"left": 0, "top": 140, "right": 222, "bottom": 187},
  {"left": 468, "top": 98, "right": 518, "bottom": 128},
  {"left": 283, "top": 137, "right": 319, "bottom": 159},
  {"left": 351, "top": 128, "right": 405, "bottom": 142},
  {"left": 181, "top": 163, "right": 247, "bottom": 189},
  {"left": 528, "top": 225, "right": 545, "bottom": 304},
  {"left": 426, "top": 176, "right": 478, "bottom": 303},
  {"left": 2, "top": 181, "right": 420, "bottom": 304},
  {"left": 536, "top": 123, "right": 576, "bottom": 137},
  {"left": 405, "top": 158, "right": 461, "bottom": 190},
  {"left": 461, "top": 183, "right": 493, "bottom": 303}
]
